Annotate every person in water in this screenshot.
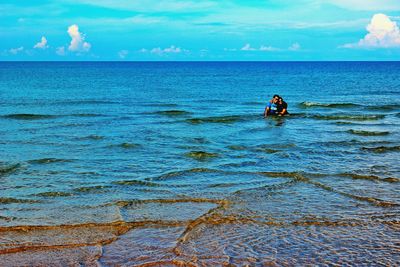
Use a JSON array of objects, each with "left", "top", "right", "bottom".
[
  {"left": 264, "top": 95, "right": 280, "bottom": 117},
  {"left": 277, "top": 96, "right": 288, "bottom": 116},
  {"left": 264, "top": 95, "right": 288, "bottom": 117}
]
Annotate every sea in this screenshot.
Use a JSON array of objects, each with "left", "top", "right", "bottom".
[{"left": 0, "top": 62, "right": 399, "bottom": 266}]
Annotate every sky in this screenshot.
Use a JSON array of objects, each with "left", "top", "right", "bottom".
[{"left": 1, "top": 0, "right": 400, "bottom": 61}]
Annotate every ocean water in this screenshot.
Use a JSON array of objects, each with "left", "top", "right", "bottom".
[{"left": 0, "top": 62, "right": 399, "bottom": 265}]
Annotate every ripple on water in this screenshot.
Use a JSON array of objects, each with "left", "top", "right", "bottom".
[
  {"left": 117, "top": 198, "right": 220, "bottom": 222},
  {"left": 152, "top": 110, "right": 192, "bottom": 116},
  {"left": 2, "top": 114, "right": 58, "bottom": 120},
  {"left": 310, "top": 114, "right": 385, "bottom": 121},
  {"left": 299, "top": 101, "right": 361, "bottom": 109},
  {"left": 27, "top": 158, "right": 74, "bottom": 164},
  {"left": 173, "top": 223, "right": 399, "bottom": 266},
  {"left": 184, "top": 151, "right": 219, "bottom": 161},
  {"left": 115, "top": 143, "right": 141, "bottom": 149},
  {"left": 186, "top": 115, "right": 242, "bottom": 124},
  {"left": 361, "top": 145, "right": 400, "bottom": 153},
  {"left": 0, "top": 163, "right": 20, "bottom": 176},
  {"left": 346, "top": 129, "right": 390, "bottom": 136},
  {"left": 0, "top": 197, "right": 40, "bottom": 204}
]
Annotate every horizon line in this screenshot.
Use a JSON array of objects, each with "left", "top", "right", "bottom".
[{"left": 1, "top": 60, "right": 399, "bottom": 63}]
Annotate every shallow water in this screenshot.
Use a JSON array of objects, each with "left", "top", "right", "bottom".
[{"left": 0, "top": 62, "right": 399, "bottom": 266}]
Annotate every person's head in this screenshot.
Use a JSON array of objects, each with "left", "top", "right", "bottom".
[
  {"left": 278, "top": 97, "right": 283, "bottom": 104},
  {"left": 272, "top": 94, "right": 280, "bottom": 103}
]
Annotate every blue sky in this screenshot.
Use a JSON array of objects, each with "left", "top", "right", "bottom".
[{"left": 1, "top": 0, "right": 400, "bottom": 60}]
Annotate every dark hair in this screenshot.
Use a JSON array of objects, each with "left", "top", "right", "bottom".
[{"left": 273, "top": 94, "right": 280, "bottom": 98}]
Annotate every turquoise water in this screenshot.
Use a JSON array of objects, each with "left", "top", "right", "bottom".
[{"left": 0, "top": 62, "right": 399, "bottom": 265}]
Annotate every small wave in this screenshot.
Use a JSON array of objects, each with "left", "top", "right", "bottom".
[
  {"left": 79, "top": 134, "right": 104, "bottom": 140},
  {"left": 346, "top": 129, "right": 390, "bottom": 136},
  {"left": 146, "top": 168, "right": 222, "bottom": 181},
  {"left": 2, "top": 114, "right": 57, "bottom": 120},
  {"left": 186, "top": 115, "right": 243, "bottom": 124},
  {"left": 252, "top": 144, "right": 290, "bottom": 153},
  {"left": 70, "top": 113, "right": 103, "bottom": 117},
  {"left": 153, "top": 110, "right": 192, "bottom": 116},
  {"left": 113, "top": 179, "right": 161, "bottom": 186},
  {"left": 0, "top": 197, "right": 39, "bottom": 204},
  {"left": 365, "top": 104, "right": 400, "bottom": 111},
  {"left": 253, "top": 147, "right": 281, "bottom": 153},
  {"left": 299, "top": 102, "right": 360, "bottom": 109},
  {"left": 116, "top": 197, "right": 226, "bottom": 207},
  {"left": 0, "top": 163, "right": 20, "bottom": 176},
  {"left": 144, "top": 103, "right": 179, "bottom": 107},
  {"left": 33, "top": 191, "right": 74, "bottom": 197},
  {"left": 187, "top": 137, "right": 210, "bottom": 144},
  {"left": 339, "top": 173, "right": 399, "bottom": 183},
  {"left": 334, "top": 121, "right": 357, "bottom": 125},
  {"left": 257, "top": 171, "right": 304, "bottom": 179},
  {"left": 28, "top": 158, "right": 73, "bottom": 164},
  {"left": 109, "top": 143, "right": 141, "bottom": 149},
  {"left": 361, "top": 145, "right": 400, "bottom": 153},
  {"left": 317, "top": 140, "right": 393, "bottom": 147},
  {"left": 186, "top": 114, "right": 260, "bottom": 124},
  {"left": 227, "top": 145, "right": 247, "bottom": 151},
  {"left": 61, "top": 100, "right": 119, "bottom": 105},
  {"left": 310, "top": 114, "right": 385, "bottom": 121},
  {"left": 73, "top": 185, "right": 111, "bottom": 193},
  {"left": 184, "top": 151, "right": 219, "bottom": 161}
]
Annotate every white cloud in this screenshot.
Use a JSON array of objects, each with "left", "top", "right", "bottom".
[
  {"left": 33, "top": 36, "right": 48, "bottom": 49},
  {"left": 260, "top": 45, "right": 280, "bottom": 51},
  {"left": 56, "top": 46, "right": 65, "bottom": 56},
  {"left": 9, "top": 47, "right": 24, "bottom": 55},
  {"left": 164, "top": 46, "right": 182, "bottom": 53},
  {"left": 341, "top": 13, "right": 400, "bottom": 48},
  {"left": 288, "top": 42, "right": 301, "bottom": 51},
  {"left": 118, "top": 50, "right": 129, "bottom": 59},
  {"left": 146, "top": 45, "right": 186, "bottom": 54},
  {"left": 228, "top": 43, "right": 281, "bottom": 52},
  {"left": 150, "top": 47, "right": 162, "bottom": 54},
  {"left": 67, "top": 24, "right": 91, "bottom": 52},
  {"left": 241, "top": 43, "right": 256, "bottom": 51}
]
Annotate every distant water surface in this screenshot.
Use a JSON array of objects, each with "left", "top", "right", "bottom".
[{"left": 0, "top": 62, "right": 399, "bottom": 265}]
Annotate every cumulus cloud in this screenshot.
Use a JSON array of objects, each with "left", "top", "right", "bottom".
[
  {"left": 341, "top": 14, "right": 400, "bottom": 48},
  {"left": 56, "top": 46, "right": 65, "bottom": 56},
  {"left": 9, "top": 47, "right": 24, "bottom": 55},
  {"left": 33, "top": 36, "right": 48, "bottom": 49},
  {"left": 67, "top": 24, "right": 91, "bottom": 52},
  {"left": 118, "top": 50, "right": 129, "bottom": 59}
]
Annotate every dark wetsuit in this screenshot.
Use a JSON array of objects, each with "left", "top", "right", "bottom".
[{"left": 277, "top": 101, "right": 288, "bottom": 114}]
